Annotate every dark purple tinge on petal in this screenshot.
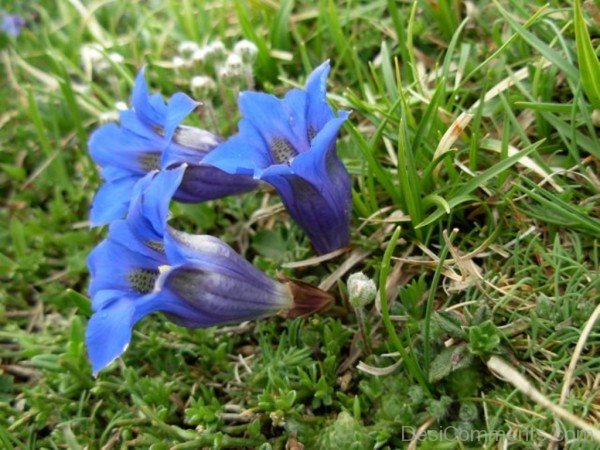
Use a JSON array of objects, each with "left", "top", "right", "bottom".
[
  {"left": 288, "top": 171, "right": 351, "bottom": 254},
  {"left": 159, "top": 265, "right": 292, "bottom": 327},
  {"left": 173, "top": 164, "right": 259, "bottom": 203},
  {"left": 270, "top": 153, "right": 351, "bottom": 254}
]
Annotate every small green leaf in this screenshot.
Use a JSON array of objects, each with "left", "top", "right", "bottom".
[
  {"left": 9, "top": 219, "right": 26, "bottom": 260},
  {"left": 432, "top": 311, "right": 465, "bottom": 339},
  {"left": 429, "top": 345, "right": 474, "bottom": 383},
  {"left": 251, "top": 229, "right": 287, "bottom": 260},
  {"left": 62, "top": 289, "right": 92, "bottom": 317},
  {"left": 468, "top": 320, "right": 501, "bottom": 356}
]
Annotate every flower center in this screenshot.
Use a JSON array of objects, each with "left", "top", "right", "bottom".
[
  {"left": 128, "top": 269, "right": 158, "bottom": 294},
  {"left": 270, "top": 138, "right": 298, "bottom": 164},
  {"left": 138, "top": 152, "right": 161, "bottom": 171}
]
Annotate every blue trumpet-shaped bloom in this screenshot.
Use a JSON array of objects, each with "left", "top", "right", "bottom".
[
  {"left": 202, "top": 60, "right": 351, "bottom": 254},
  {"left": 86, "top": 167, "right": 293, "bottom": 375},
  {"left": 89, "top": 69, "right": 257, "bottom": 226}
]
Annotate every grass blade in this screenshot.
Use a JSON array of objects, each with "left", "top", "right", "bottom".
[
  {"left": 417, "top": 142, "right": 542, "bottom": 228},
  {"left": 574, "top": 0, "right": 600, "bottom": 108}
]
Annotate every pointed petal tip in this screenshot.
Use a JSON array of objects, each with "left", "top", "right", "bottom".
[
  {"left": 85, "top": 301, "right": 134, "bottom": 378},
  {"left": 89, "top": 341, "right": 128, "bottom": 377},
  {"left": 306, "top": 60, "right": 332, "bottom": 89},
  {"left": 338, "top": 109, "right": 351, "bottom": 120}
]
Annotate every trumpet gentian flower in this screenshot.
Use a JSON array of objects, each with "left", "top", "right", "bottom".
[
  {"left": 86, "top": 166, "right": 331, "bottom": 375},
  {"left": 89, "top": 69, "right": 257, "bottom": 226},
  {"left": 202, "top": 60, "right": 351, "bottom": 254}
]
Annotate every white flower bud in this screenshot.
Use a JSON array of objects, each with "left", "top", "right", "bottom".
[
  {"left": 190, "top": 75, "right": 216, "bottom": 98},
  {"left": 347, "top": 272, "right": 376, "bottom": 308},
  {"left": 108, "top": 52, "right": 124, "bottom": 64},
  {"left": 224, "top": 53, "right": 244, "bottom": 73},
  {"left": 172, "top": 56, "right": 187, "bottom": 69},
  {"left": 191, "top": 47, "right": 208, "bottom": 63},
  {"left": 80, "top": 43, "right": 104, "bottom": 64},
  {"left": 217, "top": 65, "right": 238, "bottom": 85},
  {"left": 178, "top": 40, "right": 199, "bottom": 57},
  {"left": 205, "top": 40, "right": 226, "bottom": 61},
  {"left": 81, "top": 43, "right": 106, "bottom": 75},
  {"left": 233, "top": 39, "right": 258, "bottom": 63}
]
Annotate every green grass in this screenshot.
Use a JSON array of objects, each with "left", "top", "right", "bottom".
[{"left": 1, "top": 0, "right": 599, "bottom": 448}]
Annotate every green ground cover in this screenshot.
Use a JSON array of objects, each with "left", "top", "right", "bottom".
[{"left": 0, "top": 0, "right": 599, "bottom": 448}]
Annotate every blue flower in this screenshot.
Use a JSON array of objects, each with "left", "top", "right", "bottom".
[
  {"left": 86, "top": 166, "right": 329, "bottom": 375},
  {"left": 202, "top": 60, "right": 352, "bottom": 254},
  {"left": 89, "top": 69, "right": 257, "bottom": 226},
  {"left": 1, "top": 13, "right": 25, "bottom": 37}
]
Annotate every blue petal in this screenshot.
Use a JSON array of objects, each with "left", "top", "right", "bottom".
[
  {"left": 118, "top": 110, "right": 160, "bottom": 141},
  {"left": 289, "top": 114, "right": 349, "bottom": 186},
  {"left": 87, "top": 237, "right": 164, "bottom": 298},
  {"left": 282, "top": 88, "right": 310, "bottom": 152},
  {"left": 201, "top": 119, "right": 273, "bottom": 175},
  {"left": 100, "top": 165, "right": 137, "bottom": 182},
  {"left": 90, "top": 176, "right": 139, "bottom": 226},
  {"left": 89, "top": 121, "right": 163, "bottom": 174},
  {"left": 238, "top": 90, "right": 310, "bottom": 154},
  {"left": 127, "top": 167, "right": 185, "bottom": 241},
  {"left": 131, "top": 69, "right": 167, "bottom": 127},
  {"left": 86, "top": 297, "right": 135, "bottom": 375},
  {"left": 174, "top": 164, "right": 258, "bottom": 203},
  {"left": 259, "top": 116, "right": 352, "bottom": 254},
  {"left": 164, "top": 93, "right": 199, "bottom": 141},
  {"left": 259, "top": 168, "right": 349, "bottom": 254},
  {"left": 135, "top": 286, "right": 220, "bottom": 328},
  {"left": 305, "top": 60, "right": 330, "bottom": 97},
  {"left": 304, "top": 60, "right": 336, "bottom": 135},
  {"left": 90, "top": 289, "right": 128, "bottom": 312},
  {"left": 108, "top": 220, "right": 165, "bottom": 262},
  {"left": 161, "top": 142, "right": 207, "bottom": 169}
]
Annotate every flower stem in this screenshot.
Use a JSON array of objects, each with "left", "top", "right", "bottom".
[
  {"left": 353, "top": 306, "right": 372, "bottom": 355},
  {"left": 423, "top": 228, "right": 457, "bottom": 377}
]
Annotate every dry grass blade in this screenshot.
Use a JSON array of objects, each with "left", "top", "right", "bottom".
[
  {"left": 559, "top": 303, "right": 600, "bottom": 405},
  {"left": 407, "top": 416, "right": 436, "bottom": 450},
  {"left": 318, "top": 248, "right": 372, "bottom": 291},
  {"left": 356, "top": 359, "right": 402, "bottom": 376},
  {"left": 487, "top": 356, "right": 600, "bottom": 443},
  {"left": 281, "top": 247, "right": 350, "bottom": 269}
]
